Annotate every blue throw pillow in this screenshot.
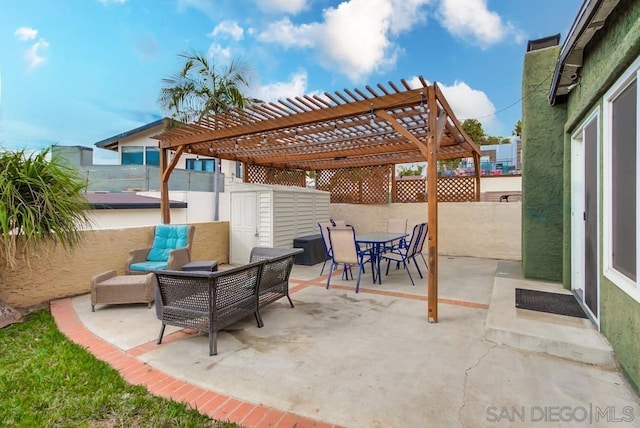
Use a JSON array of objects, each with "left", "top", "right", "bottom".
[{"left": 147, "top": 225, "right": 189, "bottom": 261}]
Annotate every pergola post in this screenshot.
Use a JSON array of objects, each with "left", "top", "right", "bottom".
[
  {"left": 426, "top": 86, "right": 439, "bottom": 323},
  {"left": 390, "top": 164, "right": 397, "bottom": 203},
  {"left": 160, "top": 145, "right": 185, "bottom": 224},
  {"left": 376, "top": 105, "right": 436, "bottom": 322},
  {"left": 473, "top": 152, "right": 481, "bottom": 201},
  {"left": 160, "top": 147, "right": 170, "bottom": 224}
]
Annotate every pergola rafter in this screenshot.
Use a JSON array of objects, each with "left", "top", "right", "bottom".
[{"left": 153, "top": 77, "right": 482, "bottom": 323}]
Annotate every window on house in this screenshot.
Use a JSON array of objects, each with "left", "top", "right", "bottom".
[
  {"left": 185, "top": 158, "right": 216, "bottom": 172},
  {"left": 121, "top": 146, "right": 144, "bottom": 165},
  {"left": 612, "top": 80, "right": 636, "bottom": 280},
  {"left": 145, "top": 147, "right": 160, "bottom": 166},
  {"left": 603, "top": 55, "right": 640, "bottom": 302},
  {"left": 235, "top": 161, "right": 243, "bottom": 179}
]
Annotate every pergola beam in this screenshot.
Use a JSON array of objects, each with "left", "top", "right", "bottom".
[{"left": 159, "top": 88, "right": 428, "bottom": 149}]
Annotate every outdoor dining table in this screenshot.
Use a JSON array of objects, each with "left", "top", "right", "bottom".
[{"left": 356, "top": 232, "right": 409, "bottom": 284}]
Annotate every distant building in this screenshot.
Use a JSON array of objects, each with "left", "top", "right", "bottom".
[
  {"left": 455, "top": 137, "right": 522, "bottom": 176},
  {"left": 94, "top": 118, "right": 244, "bottom": 180}
]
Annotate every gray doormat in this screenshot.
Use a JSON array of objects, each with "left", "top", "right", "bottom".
[{"left": 515, "top": 288, "right": 588, "bottom": 319}]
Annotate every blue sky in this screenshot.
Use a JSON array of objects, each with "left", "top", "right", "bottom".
[{"left": 0, "top": 0, "right": 583, "bottom": 163}]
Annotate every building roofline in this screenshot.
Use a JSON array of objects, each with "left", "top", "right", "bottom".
[
  {"left": 527, "top": 34, "right": 561, "bottom": 52},
  {"left": 85, "top": 192, "right": 187, "bottom": 210},
  {"left": 94, "top": 118, "right": 167, "bottom": 151},
  {"left": 548, "top": 0, "right": 620, "bottom": 105}
]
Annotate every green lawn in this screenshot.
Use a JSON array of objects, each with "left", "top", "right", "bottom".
[{"left": 0, "top": 310, "right": 238, "bottom": 427}]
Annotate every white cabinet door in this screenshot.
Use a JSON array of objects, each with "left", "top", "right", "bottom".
[{"left": 230, "top": 192, "right": 257, "bottom": 265}]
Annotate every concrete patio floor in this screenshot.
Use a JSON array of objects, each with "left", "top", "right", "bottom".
[{"left": 53, "top": 256, "right": 639, "bottom": 427}]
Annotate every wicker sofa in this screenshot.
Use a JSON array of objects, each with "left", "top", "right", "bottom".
[
  {"left": 155, "top": 247, "right": 302, "bottom": 356},
  {"left": 249, "top": 247, "right": 303, "bottom": 316}
]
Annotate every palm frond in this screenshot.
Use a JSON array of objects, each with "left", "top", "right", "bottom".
[
  {"left": 0, "top": 148, "right": 92, "bottom": 269},
  {"left": 159, "top": 50, "right": 257, "bottom": 123}
]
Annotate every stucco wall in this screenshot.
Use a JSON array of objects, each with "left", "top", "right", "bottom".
[
  {"left": 330, "top": 202, "right": 521, "bottom": 261},
  {"left": 601, "top": 279, "right": 640, "bottom": 392},
  {"left": 560, "top": 0, "right": 640, "bottom": 393},
  {"left": 0, "top": 222, "right": 229, "bottom": 309},
  {"left": 480, "top": 176, "right": 521, "bottom": 192},
  {"left": 521, "top": 45, "right": 566, "bottom": 281}
]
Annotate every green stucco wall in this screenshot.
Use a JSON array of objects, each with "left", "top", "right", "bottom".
[
  {"left": 559, "top": 0, "right": 640, "bottom": 394},
  {"left": 521, "top": 46, "right": 566, "bottom": 281},
  {"left": 601, "top": 280, "right": 640, "bottom": 392}
]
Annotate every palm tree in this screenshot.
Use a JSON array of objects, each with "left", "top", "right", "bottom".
[
  {"left": 0, "top": 148, "right": 92, "bottom": 327},
  {"left": 158, "top": 51, "right": 258, "bottom": 221},
  {"left": 158, "top": 50, "right": 258, "bottom": 124}
]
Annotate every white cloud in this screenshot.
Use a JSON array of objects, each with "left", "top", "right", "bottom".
[
  {"left": 405, "top": 76, "right": 498, "bottom": 132},
  {"left": 14, "top": 27, "right": 38, "bottom": 41},
  {"left": 210, "top": 21, "right": 244, "bottom": 41},
  {"left": 256, "top": 0, "right": 309, "bottom": 15},
  {"left": 252, "top": 70, "right": 310, "bottom": 102},
  {"left": 258, "top": 0, "right": 432, "bottom": 82},
  {"left": 98, "top": 0, "right": 127, "bottom": 5},
  {"left": 437, "top": 0, "right": 524, "bottom": 48},
  {"left": 387, "top": 0, "right": 432, "bottom": 34},
  {"left": 207, "top": 43, "right": 231, "bottom": 62},
  {"left": 259, "top": 17, "right": 318, "bottom": 48},
  {"left": 438, "top": 80, "right": 498, "bottom": 133},
  {"left": 25, "top": 39, "right": 49, "bottom": 70}
]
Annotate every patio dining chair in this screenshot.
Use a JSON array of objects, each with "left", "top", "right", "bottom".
[
  {"left": 318, "top": 221, "right": 334, "bottom": 275},
  {"left": 380, "top": 223, "right": 425, "bottom": 285},
  {"left": 326, "top": 226, "right": 373, "bottom": 293},
  {"left": 386, "top": 218, "right": 408, "bottom": 251},
  {"left": 413, "top": 223, "right": 428, "bottom": 270}
]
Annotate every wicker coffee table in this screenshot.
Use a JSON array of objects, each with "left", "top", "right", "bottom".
[{"left": 91, "top": 270, "right": 155, "bottom": 312}]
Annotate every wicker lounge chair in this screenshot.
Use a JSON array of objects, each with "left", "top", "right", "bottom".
[{"left": 126, "top": 224, "right": 195, "bottom": 274}]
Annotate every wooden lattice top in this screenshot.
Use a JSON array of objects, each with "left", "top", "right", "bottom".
[{"left": 153, "top": 77, "right": 481, "bottom": 170}]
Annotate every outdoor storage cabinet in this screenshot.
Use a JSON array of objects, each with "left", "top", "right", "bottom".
[
  {"left": 293, "top": 234, "right": 327, "bottom": 265},
  {"left": 230, "top": 183, "right": 330, "bottom": 264}
]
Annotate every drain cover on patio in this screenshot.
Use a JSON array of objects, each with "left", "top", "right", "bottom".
[{"left": 515, "top": 288, "right": 588, "bottom": 319}]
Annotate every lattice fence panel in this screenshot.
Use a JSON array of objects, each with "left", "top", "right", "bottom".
[
  {"left": 396, "top": 178, "right": 427, "bottom": 202},
  {"left": 316, "top": 165, "right": 390, "bottom": 204},
  {"left": 436, "top": 176, "right": 476, "bottom": 202},
  {"left": 245, "top": 164, "right": 305, "bottom": 187}
]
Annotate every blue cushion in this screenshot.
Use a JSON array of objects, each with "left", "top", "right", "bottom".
[
  {"left": 147, "top": 225, "right": 189, "bottom": 262},
  {"left": 130, "top": 261, "right": 168, "bottom": 272}
]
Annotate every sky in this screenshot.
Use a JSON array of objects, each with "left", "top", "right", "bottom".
[{"left": 0, "top": 0, "right": 584, "bottom": 164}]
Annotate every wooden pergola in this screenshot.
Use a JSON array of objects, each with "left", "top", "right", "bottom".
[{"left": 154, "top": 77, "right": 482, "bottom": 323}]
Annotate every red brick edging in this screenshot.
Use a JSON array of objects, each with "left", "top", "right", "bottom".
[{"left": 49, "top": 298, "right": 339, "bottom": 428}]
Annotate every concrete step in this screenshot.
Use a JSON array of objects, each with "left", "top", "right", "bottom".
[{"left": 484, "top": 261, "right": 617, "bottom": 369}]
